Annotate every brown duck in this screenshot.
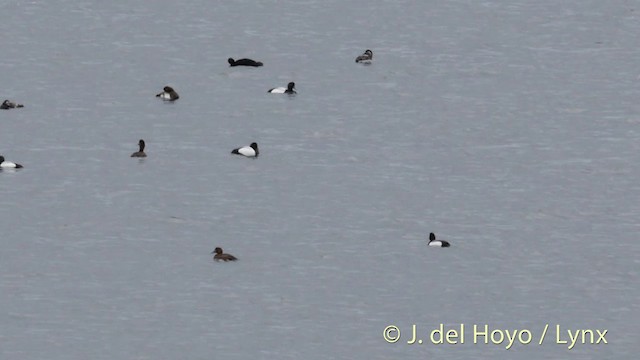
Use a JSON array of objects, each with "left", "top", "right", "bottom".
[{"left": 212, "top": 247, "right": 238, "bottom": 262}]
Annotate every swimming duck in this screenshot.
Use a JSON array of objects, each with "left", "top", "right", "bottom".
[
  {"left": 228, "top": 57, "right": 263, "bottom": 67},
  {"left": 156, "top": 86, "right": 179, "bottom": 101},
  {"left": 212, "top": 247, "right": 238, "bottom": 262},
  {"left": 428, "top": 233, "right": 450, "bottom": 247},
  {"left": 355, "top": 49, "right": 373, "bottom": 64},
  {"left": 1, "top": 100, "right": 24, "bottom": 109},
  {"left": 231, "top": 142, "right": 259, "bottom": 157},
  {"left": 130, "top": 139, "right": 147, "bottom": 157},
  {"left": 0, "top": 155, "right": 23, "bottom": 169},
  {"left": 268, "top": 82, "right": 296, "bottom": 94}
]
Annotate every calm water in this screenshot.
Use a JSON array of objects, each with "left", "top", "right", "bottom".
[{"left": 1, "top": 0, "right": 638, "bottom": 359}]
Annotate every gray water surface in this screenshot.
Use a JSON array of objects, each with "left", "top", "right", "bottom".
[{"left": 1, "top": 1, "right": 638, "bottom": 359}]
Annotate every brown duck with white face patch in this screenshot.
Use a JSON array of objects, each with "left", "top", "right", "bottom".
[{"left": 212, "top": 247, "right": 238, "bottom": 262}]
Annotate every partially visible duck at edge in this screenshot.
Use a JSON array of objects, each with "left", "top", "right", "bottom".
[
  {"left": 156, "top": 86, "right": 179, "bottom": 101},
  {"left": 0, "top": 155, "right": 23, "bottom": 169},
  {"left": 231, "top": 142, "right": 259, "bottom": 158},
  {"left": 428, "top": 233, "right": 450, "bottom": 247},
  {"left": 355, "top": 49, "right": 373, "bottom": 64},
  {"left": 212, "top": 247, "right": 238, "bottom": 262},
  {"left": 1, "top": 100, "right": 24, "bottom": 109},
  {"left": 268, "top": 82, "right": 296, "bottom": 94},
  {"left": 228, "top": 57, "right": 263, "bottom": 67},
  {"left": 131, "top": 139, "right": 147, "bottom": 158}
]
